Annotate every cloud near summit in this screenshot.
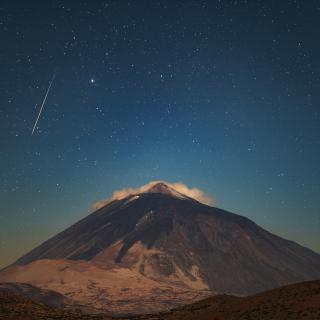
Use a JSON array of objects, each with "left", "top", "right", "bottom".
[{"left": 92, "top": 181, "right": 213, "bottom": 210}]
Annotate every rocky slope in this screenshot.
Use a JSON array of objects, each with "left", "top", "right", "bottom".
[
  {"left": 0, "top": 259, "right": 209, "bottom": 314},
  {"left": 1, "top": 280, "right": 319, "bottom": 320}
]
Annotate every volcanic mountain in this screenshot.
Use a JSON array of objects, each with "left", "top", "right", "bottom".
[{"left": 1, "top": 182, "right": 320, "bottom": 314}]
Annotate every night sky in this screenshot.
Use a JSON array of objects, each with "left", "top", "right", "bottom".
[{"left": 1, "top": 1, "right": 320, "bottom": 268}]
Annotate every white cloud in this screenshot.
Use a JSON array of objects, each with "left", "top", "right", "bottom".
[{"left": 92, "top": 181, "right": 213, "bottom": 210}]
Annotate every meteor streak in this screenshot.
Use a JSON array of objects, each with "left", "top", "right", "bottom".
[{"left": 31, "top": 73, "right": 56, "bottom": 135}]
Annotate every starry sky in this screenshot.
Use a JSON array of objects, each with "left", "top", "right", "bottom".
[{"left": 1, "top": 1, "right": 320, "bottom": 268}]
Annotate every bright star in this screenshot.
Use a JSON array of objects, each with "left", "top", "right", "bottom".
[{"left": 90, "top": 78, "right": 95, "bottom": 84}]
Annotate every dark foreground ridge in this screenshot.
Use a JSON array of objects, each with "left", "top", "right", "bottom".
[
  {"left": 0, "top": 280, "right": 319, "bottom": 320},
  {"left": 1, "top": 182, "right": 320, "bottom": 313}
]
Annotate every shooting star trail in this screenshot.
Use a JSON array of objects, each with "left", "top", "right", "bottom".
[{"left": 31, "top": 73, "right": 56, "bottom": 135}]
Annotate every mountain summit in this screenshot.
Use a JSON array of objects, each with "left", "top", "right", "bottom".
[
  {"left": 133, "top": 181, "right": 195, "bottom": 202},
  {"left": 1, "top": 182, "right": 320, "bottom": 314},
  {"left": 144, "top": 181, "right": 176, "bottom": 193}
]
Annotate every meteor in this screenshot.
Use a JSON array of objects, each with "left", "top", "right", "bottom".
[{"left": 31, "top": 73, "right": 56, "bottom": 135}]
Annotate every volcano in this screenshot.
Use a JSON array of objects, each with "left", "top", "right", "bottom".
[{"left": 1, "top": 182, "right": 320, "bottom": 314}]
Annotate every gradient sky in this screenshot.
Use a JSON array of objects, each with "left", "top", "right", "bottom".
[{"left": 1, "top": 1, "right": 320, "bottom": 268}]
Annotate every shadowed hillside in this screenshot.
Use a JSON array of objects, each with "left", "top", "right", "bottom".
[
  {"left": 0, "top": 290, "right": 108, "bottom": 320},
  {"left": 144, "top": 280, "right": 320, "bottom": 320}
]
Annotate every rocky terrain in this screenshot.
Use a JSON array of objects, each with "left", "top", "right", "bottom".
[
  {"left": 0, "top": 280, "right": 319, "bottom": 320},
  {"left": 0, "top": 260, "right": 209, "bottom": 314}
]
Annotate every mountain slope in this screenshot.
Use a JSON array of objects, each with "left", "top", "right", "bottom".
[{"left": 0, "top": 259, "right": 209, "bottom": 314}]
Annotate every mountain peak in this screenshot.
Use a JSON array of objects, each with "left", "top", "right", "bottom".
[
  {"left": 145, "top": 182, "right": 173, "bottom": 193},
  {"left": 142, "top": 182, "right": 191, "bottom": 200}
]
